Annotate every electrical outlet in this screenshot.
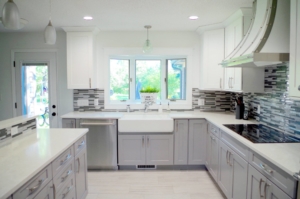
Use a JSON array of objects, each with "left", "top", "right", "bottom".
[
  {"left": 77, "top": 99, "right": 89, "bottom": 106},
  {"left": 198, "top": 99, "right": 205, "bottom": 106},
  {"left": 257, "top": 105, "right": 261, "bottom": 114},
  {"left": 11, "top": 126, "right": 18, "bottom": 136}
]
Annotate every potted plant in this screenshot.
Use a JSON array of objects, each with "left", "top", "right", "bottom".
[{"left": 140, "top": 86, "right": 160, "bottom": 103}]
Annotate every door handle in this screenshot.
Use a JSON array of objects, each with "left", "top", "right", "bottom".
[
  {"left": 226, "top": 150, "right": 229, "bottom": 164},
  {"left": 147, "top": 136, "right": 149, "bottom": 147},
  {"left": 77, "top": 158, "right": 80, "bottom": 173},
  {"left": 259, "top": 179, "right": 265, "bottom": 198},
  {"left": 142, "top": 136, "right": 144, "bottom": 147},
  {"left": 228, "top": 152, "right": 232, "bottom": 166}
]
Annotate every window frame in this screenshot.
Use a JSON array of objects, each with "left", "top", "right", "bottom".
[{"left": 103, "top": 48, "right": 193, "bottom": 110}]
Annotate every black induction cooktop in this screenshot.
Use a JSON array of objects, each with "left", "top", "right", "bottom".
[{"left": 223, "top": 124, "right": 300, "bottom": 143}]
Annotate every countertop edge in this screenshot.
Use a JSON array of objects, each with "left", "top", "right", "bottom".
[{"left": 0, "top": 129, "right": 89, "bottom": 199}]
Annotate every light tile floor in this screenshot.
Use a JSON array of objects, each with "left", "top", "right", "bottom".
[{"left": 86, "top": 170, "right": 225, "bottom": 199}]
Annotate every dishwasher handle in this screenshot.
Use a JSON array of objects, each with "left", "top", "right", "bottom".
[{"left": 80, "top": 122, "right": 115, "bottom": 126}]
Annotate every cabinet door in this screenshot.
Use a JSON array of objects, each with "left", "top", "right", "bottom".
[
  {"left": 266, "top": 180, "right": 291, "bottom": 199},
  {"left": 118, "top": 135, "right": 146, "bottom": 165},
  {"left": 62, "top": 119, "right": 76, "bottom": 128},
  {"left": 75, "top": 147, "right": 88, "bottom": 199},
  {"left": 201, "top": 29, "right": 225, "bottom": 89},
  {"left": 146, "top": 134, "right": 173, "bottom": 165},
  {"left": 218, "top": 140, "right": 232, "bottom": 198},
  {"left": 188, "top": 120, "right": 207, "bottom": 165},
  {"left": 205, "top": 123, "right": 210, "bottom": 168},
  {"left": 33, "top": 181, "right": 54, "bottom": 199},
  {"left": 247, "top": 165, "right": 268, "bottom": 199},
  {"left": 289, "top": 0, "right": 300, "bottom": 98},
  {"left": 66, "top": 32, "right": 95, "bottom": 89},
  {"left": 224, "top": 68, "right": 235, "bottom": 90},
  {"left": 230, "top": 151, "right": 248, "bottom": 199},
  {"left": 174, "top": 120, "right": 188, "bottom": 165},
  {"left": 208, "top": 132, "right": 219, "bottom": 181}
]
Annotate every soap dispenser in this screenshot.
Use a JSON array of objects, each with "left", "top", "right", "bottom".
[{"left": 158, "top": 102, "right": 163, "bottom": 113}]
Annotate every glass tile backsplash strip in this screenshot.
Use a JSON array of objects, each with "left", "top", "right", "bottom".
[
  {"left": 73, "top": 89, "right": 104, "bottom": 111},
  {"left": 0, "top": 119, "right": 36, "bottom": 142}
]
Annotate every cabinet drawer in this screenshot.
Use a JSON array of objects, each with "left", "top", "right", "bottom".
[
  {"left": 52, "top": 146, "right": 74, "bottom": 177},
  {"left": 56, "top": 175, "right": 76, "bottom": 199},
  {"left": 209, "top": 123, "right": 220, "bottom": 137},
  {"left": 220, "top": 130, "right": 249, "bottom": 161},
  {"left": 53, "top": 161, "right": 75, "bottom": 193},
  {"left": 249, "top": 151, "right": 297, "bottom": 198},
  {"left": 33, "top": 180, "right": 54, "bottom": 199},
  {"left": 13, "top": 164, "right": 52, "bottom": 199},
  {"left": 74, "top": 136, "right": 86, "bottom": 155}
]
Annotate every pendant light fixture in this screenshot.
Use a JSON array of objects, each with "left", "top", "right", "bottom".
[
  {"left": 44, "top": 0, "right": 56, "bottom": 45},
  {"left": 143, "top": 25, "right": 152, "bottom": 53},
  {"left": 1, "top": 0, "right": 20, "bottom": 29}
]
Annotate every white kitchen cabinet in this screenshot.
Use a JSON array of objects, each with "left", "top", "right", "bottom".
[
  {"left": 224, "top": 16, "right": 265, "bottom": 93},
  {"left": 63, "top": 28, "right": 98, "bottom": 89},
  {"left": 218, "top": 140, "right": 248, "bottom": 199},
  {"left": 146, "top": 135, "right": 174, "bottom": 165},
  {"left": 289, "top": 0, "right": 300, "bottom": 98},
  {"left": 247, "top": 165, "right": 291, "bottom": 199},
  {"left": 75, "top": 146, "right": 88, "bottom": 199},
  {"left": 174, "top": 120, "right": 189, "bottom": 165},
  {"left": 118, "top": 135, "right": 146, "bottom": 165},
  {"left": 188, "top": 120, "right": 207, "bottom": 165},
  {"left": 118, "top": 134, "right": 173, "bottom": 166},
  {"left": 200, "top": 29, "right": 225, "bottom": 90}
]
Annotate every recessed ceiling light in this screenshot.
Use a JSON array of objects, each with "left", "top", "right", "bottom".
[
  {"left": 83, "top": 16, "right": 93, "bottom": 20},
  {"left": 189, "top": 16, "right": 198, "bottom": 20}
]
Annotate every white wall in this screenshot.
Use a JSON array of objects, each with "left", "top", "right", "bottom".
[
  {"left": 97, "top": 31, "right": 201, "bottom": 89},
  {"left": 0, "top": 31, "right": 73, "bottom": 126}
]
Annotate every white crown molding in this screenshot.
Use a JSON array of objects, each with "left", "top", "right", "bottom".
[{"left": 196, "top": 7, "right": 252, "bottom": 35}]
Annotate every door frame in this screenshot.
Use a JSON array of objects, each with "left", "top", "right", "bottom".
[{"left": 11, "top": 49, "right": 59, "bottom": 121}]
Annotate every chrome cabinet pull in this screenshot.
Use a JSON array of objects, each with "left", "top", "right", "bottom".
[
  {"left": 226, "top": 150, "right": 229, "bottom": 164},
  {"left": 228, "top": 78, "right": 230, "bottom": 88},
  {"left": 228, "top": 152, "right": 232, "bottom": 166},
  {"left": 259, "top": 179, "right": 265, "bottom": 198},
  {"left": 78, "top": 141, "right": 85, "bottom": 149},
  {"left": 298, "top": 85, "right": 300, "bottom": 91},
  {"left": 142, "top": 136, "right": 144, "bottom": 147},
  {"left": 210, "top": 135, "right": 215, "bottom": 141},
  {"left": 62, "top": 186, "right": 73, "bottom": 199},
  {"left": 176, "top": 121, "right": 178, "bottom": 132},
  {"left": 147, "top": 136, "right": 149, "bottom": 147},
  {"left": 51, "top": 184, "right": 56, "bottom": 199},
  {"left": 259, "top": 163, "right": 273, "bottom": 174},
  {"left": 61, "top": 170, "right": 72, "bottom": 182},
  {"left": 89, "top": 78, "right": 91, "bottom": 88},
  {"left": 264, "top": 183, "right": 270, "bottom": 199},
  {"left": 27, "top": 179, "right": 44, "bottom": 195},
  {"left": 77, "top": 158, "right": 80, "bottom": 173},
  {"left": 60, "top": 154, "right": 71, "bottom": 165},
  {"left": 220, "top": 78, "right": 222, "bottom": 89}
]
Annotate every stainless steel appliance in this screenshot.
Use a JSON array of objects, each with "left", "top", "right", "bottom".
[{"left": 78, "top": 119, "right": 118, "bottom": 170}]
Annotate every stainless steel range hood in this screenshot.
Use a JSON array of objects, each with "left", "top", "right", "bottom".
[{"left": 221, "top": 0, "right": 290, "bottom": 68}]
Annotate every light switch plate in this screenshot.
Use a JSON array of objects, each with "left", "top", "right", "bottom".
[
  {"left": 77, "top": 99, "right": 89, "bottom": 106},
  {"left": 94, "top": 99, "right": 99, "bottom": 106},
  {"left": 198, "top": 99, "right": 205, "bottom": 106},
  {"left": 11, "top": 126, "right": 18, "bottom": 136}
]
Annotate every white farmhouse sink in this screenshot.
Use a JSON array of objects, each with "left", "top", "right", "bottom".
[{"left": 118, "top": 114, "right": 174, "bottom": 133}]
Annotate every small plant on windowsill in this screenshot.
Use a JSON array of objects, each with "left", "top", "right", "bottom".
[{"left": 140, "top": 86, "right": 160, "bottom": 103}]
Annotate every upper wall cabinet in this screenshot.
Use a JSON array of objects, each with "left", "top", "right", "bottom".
[
  {"left": 224, "top": 9, "right": 265, "bottom": 93},
  {"left": 289, "top": 0, "right": 300, "bottom": 98},
  {"left": 63, "top": 27, "right": 99, "bottom": 89},
  {"left": 199, "top": 29, "right": 225, "bottom": 90}
]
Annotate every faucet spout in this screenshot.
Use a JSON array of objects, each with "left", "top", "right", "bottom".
[{"left": 144, "top": 101, "right": 153, "bottom": 113}]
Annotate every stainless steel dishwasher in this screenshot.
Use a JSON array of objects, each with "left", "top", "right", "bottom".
[{"left": 78, "top": 119, "right": 118, "bottom": 170}]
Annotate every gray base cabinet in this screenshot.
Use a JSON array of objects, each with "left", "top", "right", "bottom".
[
  {"left": 206, "top": 131, "right": 219, "bottom": 181},
  {"left": 118, "top": 134, "right": 173, "bottom": 166},
  {"left": 248, "top": 165, "right": 291, "bottom": 199},
  {"left": 10, "top": 136, "right": 88, "bottom": 199},
  {"left": 173, "top": 119, "right": 207, "bottom": 165},
  {"left": 174, "top": 120, "right": 189, "bottom": 165},
  {"left": 218, "top": 140, "right": 248, "bottom": 199}
]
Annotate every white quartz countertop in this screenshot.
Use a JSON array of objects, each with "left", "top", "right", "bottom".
[
  {"left": 0, "top": 114, "right": 38, "bottom": 130},
  {"left": 61, "top": 111, "right": 123, "bottom": 119},
  {"left": 62, "top": 111, "right": 300, "bottom": 177},
  {"left": 0, "top": 128, "right": 88, "bottom": 199}
]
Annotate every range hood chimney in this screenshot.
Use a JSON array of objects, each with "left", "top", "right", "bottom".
[{"left": 221, "top": 0, "right": 290, "bottom": 68}]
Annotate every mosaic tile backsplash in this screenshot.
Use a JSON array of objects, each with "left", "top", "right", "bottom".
[
  {"left": 73, "top": 89, "right": 104, "bottom": 111},
  {"left": 0, "top": 119, "right": 36, "bottom": 142}
]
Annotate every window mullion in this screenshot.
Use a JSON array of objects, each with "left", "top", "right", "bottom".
[
  {"left": 161, "top": 58, "right": 167, "bottom": 102},
  {"left": 129, "top": 58, "right": 135, "bottom": 102}
]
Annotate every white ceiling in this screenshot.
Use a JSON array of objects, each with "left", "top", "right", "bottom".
[{"left": 0, "top": 0, "right": 253, "bottom": 32}]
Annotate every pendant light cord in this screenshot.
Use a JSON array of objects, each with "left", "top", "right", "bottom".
[{"left": 49, "top": 0, "right": 52, "bottom": 21}]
